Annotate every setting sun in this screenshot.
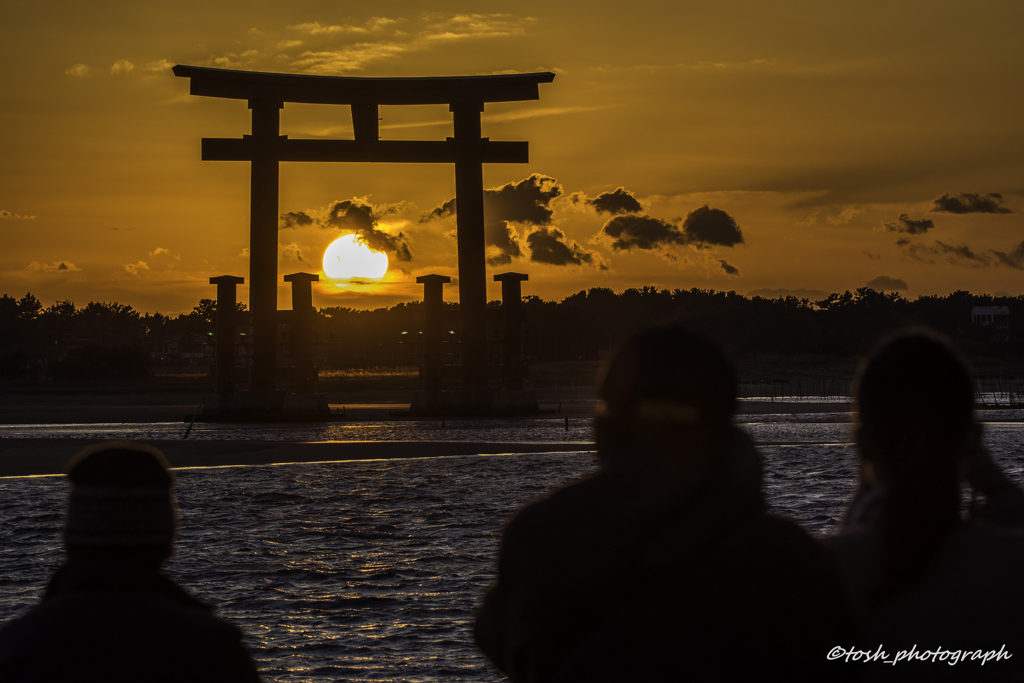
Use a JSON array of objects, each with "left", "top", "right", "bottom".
[{"left": 323, "top": 235, "right": 388, "bottom": 282}]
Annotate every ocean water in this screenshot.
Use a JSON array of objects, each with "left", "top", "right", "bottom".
[{"left": 1, "top": 415, "right": 1023, "bottom": 681}]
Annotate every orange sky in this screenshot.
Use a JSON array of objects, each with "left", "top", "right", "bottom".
[{"left": 2, "top": 1, "right": 1023, "bottom": 314}]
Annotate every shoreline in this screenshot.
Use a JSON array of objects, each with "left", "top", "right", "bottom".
[
  {"left": 0, "top": 440, "right": 598, "bottom": 478},
  {"left": 3, "top": 390, "right": 1019, "bottom": 478},
  {"left": 0, "top": 389, "right": 856, "bottom": 425}
]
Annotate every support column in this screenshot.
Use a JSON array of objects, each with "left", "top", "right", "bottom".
[
  {"left": 284, "top": 273, "right": 319, "bottom": 394},
  {"left": 209, "top": 275, "right": 244, "bottom": 397},
  {"left": 451, "top": 103, "right": 487, "bottom": 389},
  {"left": 248, "top": 99, "right": 284, "bottom": 393},
  {"left": 417, "top": 274, "right": 451, "bottom": 393},
  {"left": 494, "top": 272, "right": 528, "bottom": 391}
]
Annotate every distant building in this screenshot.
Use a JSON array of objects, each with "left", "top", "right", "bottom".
[{"left": 971, "top": 306, "right": 1010, "bottom": 329}]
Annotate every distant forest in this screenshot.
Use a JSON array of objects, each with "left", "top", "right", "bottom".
[{"left": 0, "top": 287, "right": 1020, "bottom": 381}]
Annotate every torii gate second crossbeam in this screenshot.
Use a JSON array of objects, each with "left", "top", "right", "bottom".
[{"left": 172, "top": 65, "right": 555, "bottom": 396}]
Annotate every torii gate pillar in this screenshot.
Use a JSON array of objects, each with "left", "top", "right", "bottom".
[
  {"left": 452, "top": 104, "right": 487, "bottom": 389},
  {"left": 249, "top": 101, "right": 284, "bottom": 393}
]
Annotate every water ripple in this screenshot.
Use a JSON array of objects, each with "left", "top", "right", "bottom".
[{"left": 2, "top": 425, "right": 1022, "bottom": 682}]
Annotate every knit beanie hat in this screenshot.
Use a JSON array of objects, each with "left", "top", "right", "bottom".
[{"left": 63, "top": 441, "right": 177, "bottom": 550}]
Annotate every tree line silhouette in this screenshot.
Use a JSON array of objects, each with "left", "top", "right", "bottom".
[{"left": 1, "top": 287, "right": 1019, "bottom": 381}]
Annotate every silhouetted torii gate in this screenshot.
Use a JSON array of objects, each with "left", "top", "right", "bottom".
[{"left": 172, "top": 65, "right": 554, "bottom": 399}]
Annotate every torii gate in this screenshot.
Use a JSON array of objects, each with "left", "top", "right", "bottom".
[{"left": 172, "top": 65, "right": 554, "bottom": 397}]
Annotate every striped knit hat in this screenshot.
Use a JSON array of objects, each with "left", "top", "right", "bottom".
[{"left": 63, "top": 441, "right": 177, "bottom": 549}]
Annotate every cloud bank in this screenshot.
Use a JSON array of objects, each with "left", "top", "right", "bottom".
[
  {"left": 883, "top": 213, "right": 934, "bottom": 235},
  {"left": 279, "top": 200, "right": 412, "bottom": 261},
  {"left": 570, "top": 187, "right": 643, "bottom": 215},
  {"left": 423, "top": 174, "right": 563, "bottom": 266},
  {"left": 527, "top": 227, "right": 605, "bottom": 269},
  {"left": 866, "top": 275, "right": 908, "bottom": 290},
  {"left": 931, "top": 193, "right": 1013, "bottom": 214},
  {"left": 600, "top": 205, "right": 744, "bottom": 252},
  {"left": 26, "top": 261, "right": 80, "bottom": 273}
]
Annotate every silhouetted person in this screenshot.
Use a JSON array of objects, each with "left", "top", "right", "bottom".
[
  {"left": 0, "top": 441, "right": 261, "bottom": 682},
  {"left": 475, "top": 326, "right": 857, "bottom": 682},
  {"left": 829, "top": 329, "right": 1024, "bottom": 679}
]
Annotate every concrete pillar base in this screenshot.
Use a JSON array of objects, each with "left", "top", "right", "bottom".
[
  {"left": 236, "top": 390, "right": 288, "bottom": 415},
  {"left": 409, "top": 387, "right": 498, "bottom": 416},
  {"left": 203, "top": 394, "right": 239, "bottom": 416},
  {"left": 283, "top": 393, "right": 330, "bottom": 417},
  {"left": 492, "top": 390, "right": 540, "bottom": 415}
]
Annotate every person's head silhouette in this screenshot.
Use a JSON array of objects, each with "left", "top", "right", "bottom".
[
  {"left": 856, "top": 329, "right": 978, "bottom": 496},
  {"left": 63, "top": 441, "right": 177, "bottom": 569},
  {"left": 593, "top": 325, "right": 755, "bottom": 484},
  {"left": 855, "top": 329, "right": 980, "bottom": 597}
]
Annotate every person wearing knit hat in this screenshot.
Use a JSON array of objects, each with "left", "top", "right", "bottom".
[
  {"left": 474, "top": 325, "right": 858, "bottom": 681},
  {"left": 0, "top": 441, "right": 261, "bottom": 682}
]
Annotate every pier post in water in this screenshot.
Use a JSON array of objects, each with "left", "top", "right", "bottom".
[
  {"left": 493, "top": 272, "right": 529, "bottom": 391},
  {"left": 417, "top": 274, "right": 452, "bottom": 394},
  {"left": 492, "top": 272, "right": 538, "bottom": 413},
  {"left": 283, "top": 272, "right": 319, "bottom": 394},
  {"left": 282, "top": 272, "right": 329, "bottom": 417},
  {"left": 209, "top": 275, "right": 244, "bottom": 400}
]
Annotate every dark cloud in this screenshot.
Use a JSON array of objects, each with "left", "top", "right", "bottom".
[
  {"left": 279, "top": 211, "right": 314, "bottom": 229},
  {"left": 934, "top": 241, "right": 987, "bottom": 264},
  {"left": 601, "top": 215, "right": 684, "bottom": 251},
  {"left": 883, "top": 213, "right": 934, "bottom": 235},
  {"left": 423, "top": 174, "right": 562, "bottom": 265},
  {"left": 866, "top": 275, "right": 908, "bottom": 290},
  {"left": 572, "top": 187, "right": 643, "bottom": 215},
  {"left": 863, "top": 251, "right": 881, "bottom": 260},
  {"left": 324, "top": 199, "right": 412, "bottom": 261},
  {"left": 992, "top": 241, "right": 1024, "bottom": 270},
  {"left": 719, "top": 259, "right": 740, "bottom": 276},
  {"left": 57, "top": 262, "right": 68, "bottom": 271},
  {"left": 903, "top": 238, "right": 1024, "bottom": 270},
  {"left": 526, "top": 227, "right": 605, "bottom": 269},
  {"left": 895, "top": 238, "right": 910, "bottom": 247},
  {"left": 931, "top": 193, "right": 1013, "bottom": 214},
  {"left": 420, "top": 198, "right": 456, "bottom": 223},
  {"left": 905, "top": 240, "right": 991, "bottom": 267},
  {"left": 487, "top": 224, "right": 521, "bottom": 266},
  {"left": 600, "top": 205, "right": 744, "bottom": 253},
  {"left": 487, "top": 174, "right": 562, "bottom": 225},
  {"left": 325, "top": 200, "right": 375, "bottom": 232},
  {"left": 681, "top": 206, "right": 744, "bottom": 247}
]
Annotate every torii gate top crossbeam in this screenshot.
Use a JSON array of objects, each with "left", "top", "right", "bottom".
[{"left": 172, "top": 65, "right": 556, "bottom": 106}]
